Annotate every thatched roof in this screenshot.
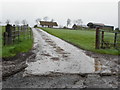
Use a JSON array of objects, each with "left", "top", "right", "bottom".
[{"left": 40, "top": 21, "right": 58, "bottom": 26}]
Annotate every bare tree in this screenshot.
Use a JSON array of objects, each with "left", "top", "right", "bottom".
[
  {"left": 15, "top": 20, "right": 19, "bottom": 26},
  {"left": 76, "top": 19, "right": 83, "bottom": 26},
  {"left": 51, "top": 19, "right": 54, "bottom": 22},
  {"left": 6, "top": 19, "right": 10, "bottom": 24},
  {"left": 22, "top": 20, "right": 27, "bottom": 25},
  {"left": 43, "top": 16, "right": 49, "bottom": 21},
  {"left": 67, "top": 19, "right": 71, "bottom": 27},
  {"left": 73, "top": 20, "right": 78, "bottom": 25},
  {"left": 36, "top": 18, "right": 41, "bottom": 24}
]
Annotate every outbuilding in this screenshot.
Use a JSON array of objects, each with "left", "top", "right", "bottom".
[
  {"left": 40, "top": 21, "right": 58, "bottom": 28},
  {"left": 87, "top": 22, "right": 114, "bottom": 30}
]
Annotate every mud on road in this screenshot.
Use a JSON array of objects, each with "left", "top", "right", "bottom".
[
  {"left": 2, "top": 70, "right": 118, "bottom": 88},
  {"left": 2, "top": 52, "right": 36, "bottom": 77},
  {"left": 2, "top": 28, "right": 119, "bottom": 88}
]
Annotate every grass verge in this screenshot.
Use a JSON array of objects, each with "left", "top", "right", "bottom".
[{"left": 38, "top": 27, "right": 119, "bottom": 55}]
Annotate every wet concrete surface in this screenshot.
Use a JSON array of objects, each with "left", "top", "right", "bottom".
[
  {"left": 24, "top": 28, "right": 95, "bottom": 75},
  {"left": 2, "top": 28, "right": 119, "bottom": 88},
  {"left": 2, "top": 70, "right": 118, "bottom": 88}
]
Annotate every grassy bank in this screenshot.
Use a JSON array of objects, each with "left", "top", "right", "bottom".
[
  {"left": 1, "top": 26, "right": 33, "bottom": 58},
  {"left": 39, "top": 27, "right": 119, "bottom": 55}
]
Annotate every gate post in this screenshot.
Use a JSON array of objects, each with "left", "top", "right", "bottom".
[
  {"left": 114, "top": 32, "right": 117, "bottom": 47},
  {"left": 95, "top": 27, "right": 100, "bottom": 49}
]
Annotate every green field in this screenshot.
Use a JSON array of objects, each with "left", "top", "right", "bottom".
[
  {"left": 39, "top": 27, "right": 120, "bottom": 55},
  {"left": 1, "top": 26, "right": 33, "bottom": 58}
]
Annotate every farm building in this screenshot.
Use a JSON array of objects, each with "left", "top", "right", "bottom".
[
  {"left": 87, "top": 22, "right": 104, "bottom": 28},
  {"left": 72, "top": 24, "right": 82, "bottom": 29},
  {"left": 102, "top": 25, "right": 114, "bottom": 31},
  {"left": 40, "top": 21, "right": 58, "bottom": 28},
  {"left": 72, "top": 24, "right": 88, "bottom": 30},
  {"left": 87, "top": 22, "right": 114, "bottom": 31}
]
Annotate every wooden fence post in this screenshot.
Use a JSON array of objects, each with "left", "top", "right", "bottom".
[
  {"left": 20, "top": 25, "right": 23, "bottom": 39},
  {"left": 23, "top": 25, "right": 25, "bottom": 39},
  {"left": 30, "top": 28, "right": 32, "bottom": 39},
  {"left": 114, "top": 32, "right": 117, "bottom": 47},
  {"left": 3, "top": 32, "right": 8, "bottom": 45},
  {"left": 18, "top": 26, "right": 20, "bottom": 42},
  {"left": 95, "top": 27, "right": 100, "bottom": 49},
  {"left": 13, "top": 25, "right": 16, "bottom": 44},
  {"left": 6, "top": 24, "right": 12, "bottom": 45},
  {"left": 101, "top": 31, "right": 104, "bottom": 48},
  {"left": 26, "top": 24, "right": 29, "bottom": 39}
]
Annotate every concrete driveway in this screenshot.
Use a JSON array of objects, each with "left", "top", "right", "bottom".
[{"left": 2, "top": 28, "right": 119, "bottom": 88}]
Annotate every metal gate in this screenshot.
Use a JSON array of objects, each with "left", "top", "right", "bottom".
[{"left": 95, "top": 27, "right": 120, "bottom": 50}]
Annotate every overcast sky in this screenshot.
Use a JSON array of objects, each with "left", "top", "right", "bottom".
[{"left": 0, "top": 0, "right": 119, "bottom": 28}]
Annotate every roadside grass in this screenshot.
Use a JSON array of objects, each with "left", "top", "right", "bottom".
[
  {"left": 1, "top": 26, "right": 33, "bottom": 58},
  {"left": 2, "top": 39, "right": 33, "bottom": 57},
  {"left": 39, "top": 27, "right": 119, "bottom": 55},
  {"left": 0, "top": 26, "right": 3, "bottom": 57}
]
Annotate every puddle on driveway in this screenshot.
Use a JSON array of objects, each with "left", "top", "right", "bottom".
[
  {"left": 23, "top": 28, "right": 110, "bottom": 76},
  {"left": 50, "top": 57, "right": 60, "bottom": 61},
  {"left": 95, "top": 61, "right": 102, "bottom": 71}
]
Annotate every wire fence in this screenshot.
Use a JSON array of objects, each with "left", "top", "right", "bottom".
[
  {"left": 95, "top": 27, "right": 120, "bottom": 50},
  {"left": 3, "top": 24, "right": 32, "bottom": 46}
]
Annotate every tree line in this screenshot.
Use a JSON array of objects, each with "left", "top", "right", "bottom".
[{"left": 1, "top": 19, "right": 28, "bottom": 26}]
